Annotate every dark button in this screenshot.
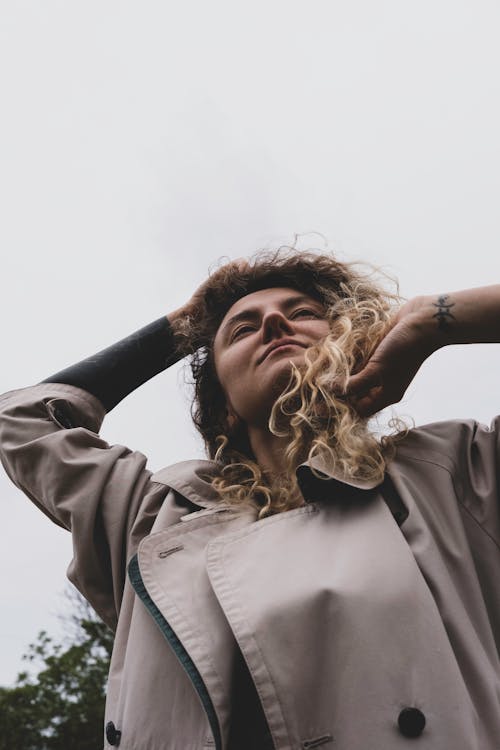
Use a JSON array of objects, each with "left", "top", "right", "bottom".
[
  {"left": 398, "top": 707, "right": 426, "bottom": 738},
  {"left": 106, "top": 721, "right": 122, "bottom": 746}
]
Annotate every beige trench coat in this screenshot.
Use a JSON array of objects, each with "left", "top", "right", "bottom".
[{"left": 0, "top": 382, "right": 499, "bottom": 750}]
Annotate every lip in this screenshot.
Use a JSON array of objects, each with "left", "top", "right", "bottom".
[{"left": 258, "top": 339, "right": 306, "bottom": 364}]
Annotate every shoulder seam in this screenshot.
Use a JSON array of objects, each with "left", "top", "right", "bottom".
[
  {"left": 398, "top": 445, "right": 500, "bottom": 549},
  {"left": 458, "top": 500, "right": 500, "bottom": 550}
]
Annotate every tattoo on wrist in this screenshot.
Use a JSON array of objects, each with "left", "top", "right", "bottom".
[{"left": 432, "top": 295, "right": 456, "bottom": 331}]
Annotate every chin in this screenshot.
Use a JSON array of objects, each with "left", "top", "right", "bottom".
[
  {"left": 241, "top": 359, "right": 305, "bottom": 425},
  {"left": 269, "top": 361, "right": 300, "bottom": 398}
]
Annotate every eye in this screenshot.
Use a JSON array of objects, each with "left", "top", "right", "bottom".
[
  {"left": 291, "top": 308, "right": 321, "bottom": 319},
  {"left": 230, "top": 324, "right": 255, "bottom": 341}
]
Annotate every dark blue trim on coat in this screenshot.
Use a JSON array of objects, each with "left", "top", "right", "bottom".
[{"left": 127, "top": 553, "right": 222, "bottom": 750}]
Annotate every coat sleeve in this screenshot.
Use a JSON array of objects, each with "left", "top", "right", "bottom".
[
  {"left": 410, "top": 416, "right": 500, "bottom": 546},
  {"left": 452, "top": 417, "right": 500, "bottom": 650},
  {"left": 0, "top": 382, "right": 170, "bottom": 630},
  {"left": 456, "top": 416, "right": 500, "bottom": 547},
  {"left": 40, "top": 314, "right": 181, "bottom": 412},
  {"left": 398, "top": 416, "right": 500, "bottom": 649}
]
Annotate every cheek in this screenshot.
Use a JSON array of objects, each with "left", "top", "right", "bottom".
[
  {"left": 311, "top": 321, "right": 332, "bottom": 339},
  {"left": 214, "top": 350, "right": 246, "bottom": 399},
  {"left": 212, "top": 340, "right": 228, "bottom": 387}
]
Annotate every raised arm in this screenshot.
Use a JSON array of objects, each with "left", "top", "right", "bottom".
[
  {"left": 40, "top": 313, "right": 182, "bottom": 413},
  {"left": 0, "top": 302, "right": 200, "bottom": 627},
  {"left": 39, "top": 259, "right": 249, "bottom": 412},
  {"left": 344, "top": 284, "right": 500, "bottom": 417}
]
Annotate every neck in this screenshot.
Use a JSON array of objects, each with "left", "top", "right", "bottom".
[{"left": 247, "top": 425, "right": 292, "bottom": 479}]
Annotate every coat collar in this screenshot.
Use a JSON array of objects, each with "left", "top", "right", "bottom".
[
  {"left": 151, "top": 459, "right": 221, "bottom": 510},
  {"left": 296, "top": 452, "right": 408, "bottom": 525},
  {"left": 295, "top": 452, "right": 382, "bottom": 505},
  {"left": 299, "top": 452, "right": 381, "bottom": 489},
  {"left": 151, "top": 451, "right": 381, "bottom": 511}
]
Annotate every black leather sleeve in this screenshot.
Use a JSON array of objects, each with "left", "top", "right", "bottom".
[{"left": 40, "top": 316, "right": 182, "bottom": 412}]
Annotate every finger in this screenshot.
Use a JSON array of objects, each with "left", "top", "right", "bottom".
[
  {"left": 350, "top": 385, "right": 387, "bottom": 418},
  {"left": 345, "top": 367, "right": 383, "bottom": 397},
  {"left": 330, "top": 369, "right": 376, "bottom": 396}
]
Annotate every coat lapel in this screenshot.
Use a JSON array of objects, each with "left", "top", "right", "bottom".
[{"left": 133, "top": 504, "right": 257, "bottom": 749}]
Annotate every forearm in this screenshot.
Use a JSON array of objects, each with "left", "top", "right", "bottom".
[
  {"left": 418, "top": 285, "right": 500, "bottom": 348},
  {"left": 40, "top": 313, "right": 185, "bottom": 413},
  {"left": 335, "top": 283, "right": 500, "bottom": 417}
]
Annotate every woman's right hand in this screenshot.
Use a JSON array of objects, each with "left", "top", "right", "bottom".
[{"left": 172, "top": 258, "right": 251, "bottom": 322}]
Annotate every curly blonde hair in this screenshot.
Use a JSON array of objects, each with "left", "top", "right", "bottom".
[{"left": 172, "top": 242, "right": 407, "bottom": 520}]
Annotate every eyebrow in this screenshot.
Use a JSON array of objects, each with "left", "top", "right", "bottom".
[{"left": 220, "top": 294, "right": 323, "bottom": 342}]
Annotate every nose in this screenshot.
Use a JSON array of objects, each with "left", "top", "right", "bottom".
[{"left": 262, "top": 310, "right": 294, "bottom": 342}]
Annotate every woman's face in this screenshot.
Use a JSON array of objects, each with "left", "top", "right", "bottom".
[{"left": 213, "top": 287, "right": 331, "bottom": 428}]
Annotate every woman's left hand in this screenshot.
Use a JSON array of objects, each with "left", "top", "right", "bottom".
[
  {"left": 342, "top": 283, "right": 500, "bottom": 417},
  {"left": 342, "top": 296, "right": 440, "bottom": 417}
]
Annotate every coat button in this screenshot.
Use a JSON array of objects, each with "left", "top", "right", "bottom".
[
  {"left": 106, "top": 721, "right": 122, "bottom": 746},
  {"left": 398, "top": 707, "right": 426, "bottom": 738}
]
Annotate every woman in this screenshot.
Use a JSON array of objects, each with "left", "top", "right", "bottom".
[{"left": 0, "top": 248, "right": 499, "bottom": 750}]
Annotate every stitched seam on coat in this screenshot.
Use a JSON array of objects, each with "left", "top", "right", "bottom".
[
  {"left": 394, "top": 451, "right": 455, "bottom": 473},
  {"left": 147, "top": 514, "right": 251, "bottom": 697},
  {"left": 220, "top": 553, "right": 289, "bottom": 746},
  {"left": 205, "top": 505, "right": 320, "bottom": 747},
  {"left": 206, "top": 542, "right": 287, "bottom": 748},
  {"left": 41, "top": 383, "right": 107, "bottom": 414},
  {"left": 457, "top": 500, "right": 500, "bottom": 550},
  {"left": 396, "top": 451, "right": 500, "bottom": 548},
  {"left": 215, "top": 503, "right": 320, "bottom": 541},
  {"left": 127, "top": 554, "right": 222, "bottom": 750}
]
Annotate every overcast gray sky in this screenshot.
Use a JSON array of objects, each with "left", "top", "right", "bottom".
[{"left": 1, "top": 0, "right": 500, "bottom": 685}]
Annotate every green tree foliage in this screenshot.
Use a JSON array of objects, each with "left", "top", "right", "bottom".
[{"left": 0, "top": 588, "right": 113, "bottom": 750}]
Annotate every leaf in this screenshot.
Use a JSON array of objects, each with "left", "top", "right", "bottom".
[{"left": 0, "top": 585, "right": 111, "bottom": 750}]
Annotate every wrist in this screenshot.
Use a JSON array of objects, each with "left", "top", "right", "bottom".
[{"left": 409, "top": 295, "right": 452, "bottom": 353}]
